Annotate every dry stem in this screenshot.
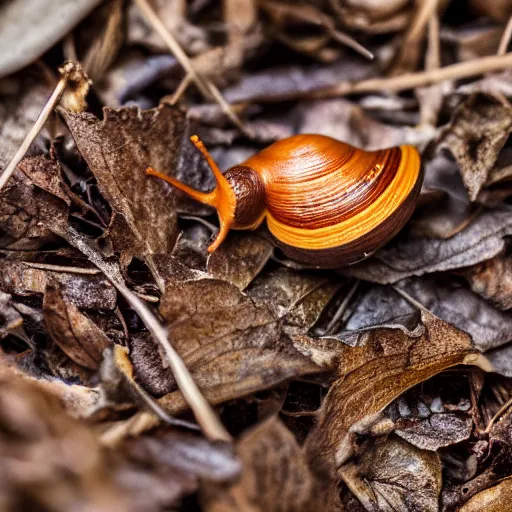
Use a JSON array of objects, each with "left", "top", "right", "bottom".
[
  {"left": 0, "top": 75, "right": 68, "bottom": 191},
  {"left": 116, "top": 282, "right": 232, "bottom": 442},
  {"left": 314, "top": 52, "right": 512, "bottom": 99},
  {"left": 134, "top": 0, "right": 250, "bottom": 136},
  {"left": 498, "top": 15, "right": 512, "bottom": 56}
]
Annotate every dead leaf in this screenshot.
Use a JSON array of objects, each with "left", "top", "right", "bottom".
[
  {"left": 0, "top": 169, "right": 67, "bottom": 250},
  {"left": 295, "top": 98, "right": 435, "bottom": 150},
  {"left": 43, "top": 281, "right": 112, "bottom": 369},
  {"left": 62, "top": 105, "right": 186, "bottom": 291},
  {"left": 340, "top": 436, "right": 442, "bottom": 512},
  {"left": 439, "top": 93, "right": 512, "bottom": 201},
  {"left": 412, "top": 152, "right": 474, "bottom": 240},
  {"left": 202, "top": 416, "right": 343, "bottom": 512},
  {"left": 223, "top": 56, "right": 374, "bottom": 104},
  {"left": 207, "top": 232, "right": 273, "bottom": 290},
  {"left": 328, "top": 276, "right": 512, "bottom": 352},
  {"left": 0, "top": 259, "right": 117, "bottom": 310},
  {"left": 149, "top": 278, "right": 321, "bottom": 411},
  {"left": 305, "top": 311, "right": 481, "bottom": 468},
  {"left": 118, "top": 428, "right": 240, "bottom": 510},
  {"left": 386, "top": 373, "right": 473, "bottom": 451}
]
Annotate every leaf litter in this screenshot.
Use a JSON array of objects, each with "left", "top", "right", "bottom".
[{"left": 1, "top": 1, "right": 512, "bottom": 511}]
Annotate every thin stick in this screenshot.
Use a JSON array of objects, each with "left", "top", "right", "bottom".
[
  {"left": 22, "top": 262, "right": 100, "bottom": 275},
  {"left": 330, "top": 30, "right": 374, "bottom": 60},
  {"left": 0, "top": 77, "right": 68, "bottom": 191},
  {"left": 313, "top": 52, "right": 512, "bottom": 98},
  {"left": 129, "top": 375, "right": 200, "bottom": 429},
  {"left": 325, "top": 280, "right": 360, "bottom": 335},
  {"left": 116, "top": 282, "right": 232, "bottom": 442},
  {"left": 133, "top": 0, "right": 209, "bottom": 97},
  {"left": 484, "top": 395, "right": 512, "bottom": 433},
  {"left": 498, "top": 15, "right": 512, "bottom": 55},
  {"left": 167, "top": 73, "right": 193, "bottom": 105},
  {"left": 392, "top": 285, "right": 431, "bottom": 315},
  {"left": 406, "top": 0, "right": 438, "bottom": 44},
  {"left": 134, "top": 0, "right": 250, "bottom": 136},
  {"left": 114, "top": 346, "right": 200, "bottom": 431}
]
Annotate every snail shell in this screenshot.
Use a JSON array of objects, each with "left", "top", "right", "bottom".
[{"left": 147, "top": 134, "right": 423, "bottom": 269}]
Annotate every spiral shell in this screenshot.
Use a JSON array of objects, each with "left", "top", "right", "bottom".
[
  {"left": 242, "top": 134, "right": 422, "bottom": 266},
  {"left": 146, "top": 133, "right": 423, "bottom": 268}
]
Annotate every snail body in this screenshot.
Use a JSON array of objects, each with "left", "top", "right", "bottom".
[{"left": 147, "top": 134, "right": 422, "bottom": 268}]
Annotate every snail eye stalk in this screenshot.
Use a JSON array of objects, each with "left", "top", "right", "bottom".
[{"left": 146, "top": 135, "right": 236, "bottom": 252}]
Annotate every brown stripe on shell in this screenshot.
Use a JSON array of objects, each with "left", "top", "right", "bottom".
[
  {"left": 270, "top": 163, "right": 424, "bottom": 269},
  {"left": 224, "top": 165, "right": 266, "bottom": 228}
]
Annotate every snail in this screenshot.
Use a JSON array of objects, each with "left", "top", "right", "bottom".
[{"left": 146, "top": 134, "right": 422, "bottom": 268}]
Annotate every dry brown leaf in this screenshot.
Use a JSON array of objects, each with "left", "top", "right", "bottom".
[
  {"left": 207, "top": 232, "right": 273, "bottom": 290},
  {"left": 62, "top": 105, "right": 185, "bottom": 291},
  {"left": 0, "top": 169, "right": 67, "bottom": 250},
  {"left": 305, "top": 311, "right": 484, "bottom": 468},
  {"left": 344, "top": 207, "right": 512, "bottom": 283},
  {"left": 340, "top": 436, "right": 442, "bottom": 512},
  {"left": 18, "top": 154, "right": 70, "bottom": 204},
  {"left": 119, "top": 428, "right": 240, "bottom": 510},
  {"left": 148, "top": 278, "right": 321, "bottom": 412},
  {"left": 439, "top": 93, "right": 512, "bottom": 201},
  {"left": 386, "top": 373, "right": 474, "bottom": 451},
  {"left": 43, "top": 281, "right": 112, "bottom": 369},
  {"left": 202, "top": 416, "right": 343, "bottom": 512}
]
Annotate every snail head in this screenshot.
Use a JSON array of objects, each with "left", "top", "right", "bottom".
[{"left": 146, "top": 135, "right": 235, "bottom": 252}]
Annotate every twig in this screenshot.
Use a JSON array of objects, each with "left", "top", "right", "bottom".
[
  {"left": 0, "top": 61, "right": 89, "bottom": 191},
  {"left": 58, "top": 226, "right": 231, "bottom": 442},
  {"left": 330, "top": 29, "right": 374, "bottom": 60},
  {"left": 392, "top": 285, "right": 431, "bottom": 315},
  {"left": 313, "top": 52, "right": 512, "bottom": 99},
  {"left": 418, "top": 12, "right": 443, "bottom": 126},
  {"left": 205, "top": 80, "right": 254, "bottom": 138},
  {"left": 0, "top": 73, "right": 68, "bottom": 191},
  {"left": 22, "top": 262, "right": 101, "bottom": 275},
  {"left": 133, "top": 0, "right": 209, "bottom": 97},
  {"left": 134, "top": 0, "right": 250, "bottom": 136},
  {"left": 166, "top": 73, "right": 193, "bottom": 105},
  {"left": 114, "top": 345, "right": 200, "bottom": 431},
  {"left": 407, "top": 0, "right": 438, "bottom": 44},
  {"left": 498, "top": 15, "right": 512, "bottom": 56},
  {"left": 116, "top": 282, "right": 232, "bottom": 442},
  {"left": 484, "top": 395, "right": 512, "bottom": 433},
  {"left": 324, "top": 280, "right": 360, "bottom": 335}
]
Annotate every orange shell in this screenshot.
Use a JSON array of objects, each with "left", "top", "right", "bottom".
[
  {"left": 243, "top": 135, "right": 421, "bottom": 255},
  {"left": 147, "top": 134, "right": 422, "bottom": 267}
]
